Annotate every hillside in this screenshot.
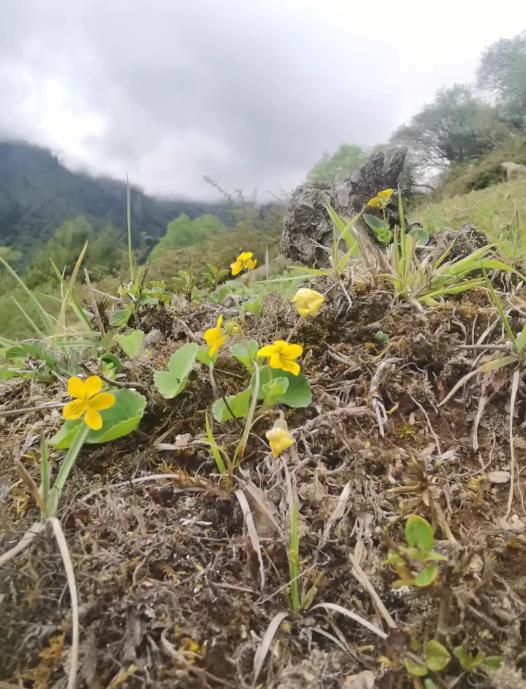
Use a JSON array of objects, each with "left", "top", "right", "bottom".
[
  {"left": 414, "top": 178, "right": 526, "bottom": 242},
  {"left": 0, "top": 140, "right": 228, "bottom": 260}
]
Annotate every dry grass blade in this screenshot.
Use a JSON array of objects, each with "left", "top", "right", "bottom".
[
  {"left": 438, "top": 368, "right": 480, "bottom": 407},
  {"left": 234, "top": 488, "right": 266, "bottom": 590},
  {"left": 350, "top": 553, "right": 397, "bottom": 630},
  {"left": 312, "top": 602, "right": 387, "bottom": 640},
  {"left": 252, "top": 611, "right": 289, "bottom": 687},
  {"left": 0, "top": 522, "right": 45, "bottom": 566},
  {"left": 48, "top": 517, "right": 79, "bottom": 689},
  {"left": 506, "top": 369, "right": 523, "bottom": 518},
  {"left": 321, "top": 481, "right": 351, "bottom": 548}
]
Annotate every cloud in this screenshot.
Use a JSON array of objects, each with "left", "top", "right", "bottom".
[{"left": 0, "top": 0, "right": 523, "bottom": 198}]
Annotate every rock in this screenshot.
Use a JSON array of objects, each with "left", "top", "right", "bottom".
[
  {"left": 427, "top": 223, "right": 490, "bottom": 261},
  {"left": 281, "top": 148, "right": 407, "bottom": 266},
  {"left": 501, "top": 161, "right": 526, "bottom": 181}
]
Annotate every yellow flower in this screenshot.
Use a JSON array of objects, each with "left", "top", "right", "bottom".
[
  {"left": 367, "top": 188, "right": 394, "bottom": 209},
  {"left": 266, "top": 419, "right": 295, "bottom": 458},
  {"left": 257, "top": 340, "right": 303, "bottom": 376},
  {"left": 230, "top": 251, "right": 257, "bottom": 276},
  {"left": 291, "top": 288, "right": 325, "bottom": 317},
  {"left": 204, "top": 315, "right": 226, "bottom": 357},
  {"left": 63, "top": 375, "right": 116, "bottom": 431}
]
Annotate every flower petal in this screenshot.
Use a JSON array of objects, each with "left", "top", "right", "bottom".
[
  {"left": 231, "top": 261, "right": 242, "bottom": 276},
  {"left": 90, "top": 392, "right": 116, "bottom": 411},
  {"left": 284, "top": 343, "right": 303, "bottom": 359},
  {"left": 83, "top": 375, "right": 103, "bottom": 399},
  {"left": 84, "top": 408, "right": 103, "bottom": 430},
  {"left": 67, "top": 376, "right": 85, "bottom": 399},
  {"left": 257, "top": 345, "right": 277, "bottom": 358},
  {"left": 63, "top": 399, "right": 87, "bottom": 420},
  {"left": 279, "top": 359, "right": 301, "bottom": 376},
  {"left": 268, "top": 353, "right": 283, "bottom": 369}
]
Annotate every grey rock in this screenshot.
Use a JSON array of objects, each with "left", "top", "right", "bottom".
[{"left": 281, "top": 148, "right": 407, "bottom": 266}]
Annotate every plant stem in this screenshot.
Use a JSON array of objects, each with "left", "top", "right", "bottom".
[
  {"left": 284, "top": 462, "right": 301, "bottom": 612},
  {"left": 236, "top": 362, "right": 260, "bottom": 460},
  {"left": 48, "top": 423, "right": 90, "bottom": 516}
]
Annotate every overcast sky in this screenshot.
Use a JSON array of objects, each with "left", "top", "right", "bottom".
[{"left": 0, "top": 0, "right": 524, "bottom": 200}]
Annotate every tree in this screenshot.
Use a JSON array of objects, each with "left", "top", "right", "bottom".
[
  {"left": 390, "top": 85, "right": 511, "bottom": 174},
  {"left": 307, "top": 143, "right": 366, "bottom": 183},
  {"left": 150, "top": 213, "right": 227, "bottom": 260},
  {"left": 477, "top": 32, "right": 526, "bottom": 127}
]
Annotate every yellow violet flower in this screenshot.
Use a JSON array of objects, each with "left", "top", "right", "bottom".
[
  {"left": 204, "top": 315, "right": 226, "bottom": 357},
  {"left": 230, "top": 251, "right": 257, "bottom": 276},
  {"left": 257, "top": 340, "right": 303, "bottom": 376},
  {"left": 63, "top": 375, "right": 116, "bottom": 431},
  {"left": 367, "top": 188, "right": 394, "bottom": 209},
  {"left": 266, "top": 418, "right": 295, "bottom": 458},
  {"left": 291, "top": 288, "right": 325, "bottom": 317}
]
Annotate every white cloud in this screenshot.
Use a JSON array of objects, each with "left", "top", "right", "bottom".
[{"left": 0, "top": 0, "right": 523, "bottom": 198}]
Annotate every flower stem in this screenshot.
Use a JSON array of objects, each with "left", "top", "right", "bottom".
[{"left": 48, "top": 423, "right": 90, "bottom": 516}]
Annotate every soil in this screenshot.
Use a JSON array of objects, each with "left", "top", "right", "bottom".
[{"left": 1, "top": 280, "right": 525, "bottom": 689}]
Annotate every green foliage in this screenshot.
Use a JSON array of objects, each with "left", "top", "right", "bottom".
[
  {"left": 115, "top": 329, "right": 145, "bottom": 359},
  {"left": 307, "top": 143, "right": 366, "bottom": 183},
  {"left": 363, "top": 213, "right": 392, "bottom": 245},
  {"left": 150, "top": 213, "right": 227, "bottom": 259},
  {"left": 50, "top": 388, "right": 147, "bottom": 449},
  {"left": 154, "top": 343, "right": 198, "bottom": 399},
  {"left": 212, "top": 388, "right": 252, "bottom": 422},
  {"left": 404, "top": 640, "right": 451, "bottom": 678},
  {"left": 385, "top": 515, "right": 447, "bottom": 588},
  {"left": 258, "top": 367, "right": 312, "bottom": 408},
  {"left": 230, "top": 340, "right": 259, "bottom": 372},
  {"left": 454, "top": 646, "right": 502, "bottom": 672}
]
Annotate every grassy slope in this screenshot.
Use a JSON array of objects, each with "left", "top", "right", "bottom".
[{"left": 414, "top": 178, "right": 526, "bottom": 239}]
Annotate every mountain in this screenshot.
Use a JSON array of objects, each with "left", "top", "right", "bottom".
[{"left": 0, "top": 140, "right": 228, "bottom": 260}]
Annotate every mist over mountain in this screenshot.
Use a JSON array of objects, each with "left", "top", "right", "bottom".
[{"left": 0, "top": 140, "right": 229, "bottom": 260}]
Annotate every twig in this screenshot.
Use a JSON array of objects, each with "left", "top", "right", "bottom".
[
  {"left": 48, "top": 517, "right": 79, "bottom": 689},
  {"left": 81, "top": 363, "right": 148, "bottom": 393},
  {"left": 0, "top": 402, "right": 63, "bottom": 418},
  {"left": 80, "top": 474, "right": 205, "bottom": 503}
]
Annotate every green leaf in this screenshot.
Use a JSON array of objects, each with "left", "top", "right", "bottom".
[
  {"left": 483, "top": 656, "right": 502, "bottom": 670},
  {"left": 404, "top": 659, "right": 428, "bottom": 677},
  {"left": 258, "top": 366, "right": 312, "bottom": 408},
  {"left": 364, "top": 213, "right": 392, "bottom": 245},
  {"left": 424, "top": 679, "right": 440, "bottom": 689},
  {"left": 50, "top": 389, "right": 146, "bottom": 449},
  {"left": 212, "top": 388, "right": 252, "bottom": 422},
  {"left": 405, "top": 515, "right": 434, "bottom": 551},
  {"left": 154, "top": 343, "right": 198, "bottom": 399},
  {"left": 409, "top": 227, "right": 430, "bottom": 246},
  {"left": 425, "top": 640, "right": 451, "bottom": 672},
  {"left": 230, "top": 340, "right": 259, "bottom": 371},
  {"left": 196, "top": 345, "right": 214, "bottom": 366},
  {"left": 413, "top": 564, "right": 439, "bottom": 588},
  {"left": 374, "top": 330, "right": 389, "bottom": 346},
  {"left": 454, "top": 646, "right": 477, "bottom": 671},
  {"left": 363, "top": 213, "right": 386, "bottom": 230},
  {"left": 110, "top": 307, "right": 133, "bottom": 326},
  {"left": 115, "top": 329, "right": 145, "bottom": 359},
  {"left": 262, "top": 377, "right": 289, "bottom": 403}
]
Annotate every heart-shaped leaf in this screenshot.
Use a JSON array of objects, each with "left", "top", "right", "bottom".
[
  {"left": 425, "top": 640, "right": 451, "bottom": 672},
  {"left": 50, "top": 388, "right": 146, "bottom": 449},
  {"left": 404, "top": 659, "right": 428, "bottom": 677},
  {"left": 115, "top": 329, "right": 145, "bottom": 359},
  {"left": 110, "top": 307, "right": 133, "bottom": 327},
  {"left": 154, "top": 343, "right": 198, "bottom": 399},
  {"left": 257, "top": 366, "right": 311, "bottom": 408},
  {"left": 413, "top": 564, "right": 438, "bottom": 588},
  {"left": 212, "top": 388, "right": 252, "bottom": 422},
  {"left": 230, "top": 340, "right": 259, "bottom": 371},
  {"left": 405, "top": 515, "right": 434, "bottom": 551}
]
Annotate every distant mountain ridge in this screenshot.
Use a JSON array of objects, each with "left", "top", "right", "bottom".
[{"left": 0, "top": 140, "right": 228, "bottom": 260}]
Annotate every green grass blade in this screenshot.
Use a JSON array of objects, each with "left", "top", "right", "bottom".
[
  {"left": 484, "top": 275, "right": 517, "bottom": 352},
  {"left": 0, "top": 256, "right": 54, "bottom": 334},
  {"left": 127, "top": 176, "right": 134, "bottom": 282},
  {"left": 11, "top": 296, "right": 44, "bottom": 337},
  {"left": 205, "top": 413, "right": 227, "bottom": 476},
  {"left": 40, "top": 436, "right": 50, "bottom": 515}
]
